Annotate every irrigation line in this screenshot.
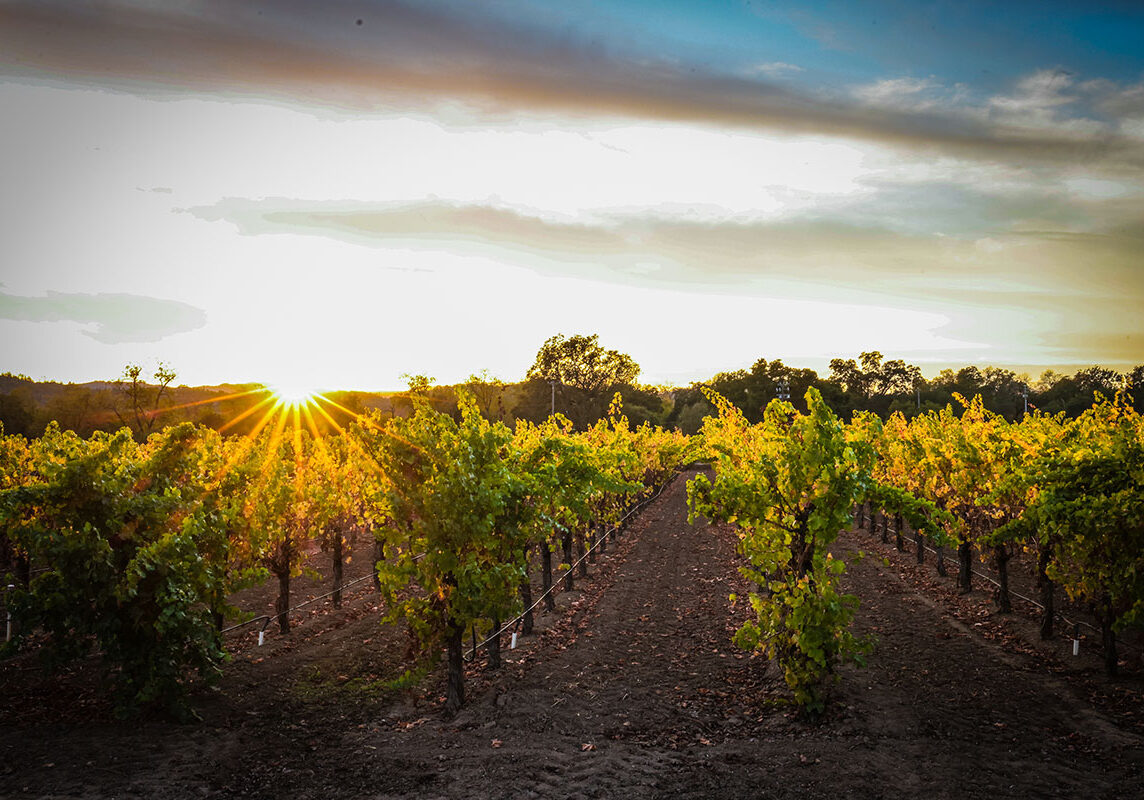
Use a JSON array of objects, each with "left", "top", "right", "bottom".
[
  {"left": 227, "top": 466, "right": 678, "bottom": 653},
  {"left": 464, "top": 471, "right": 683, "bottom": 662},
  {"left": 465, "top": 476, "right": 670, "bottom": 660},
  {"left": 221, "top": 573, "right": 375, "bottom": 636},
  {"left": 221, "top": 551, "right": 428, "bottom": 636},
  {"left": 221, "top": 614, "right": 274, "bottom": 636},
  {"left": 871, "top": 525, "right": 1143, "bottom": 657}
]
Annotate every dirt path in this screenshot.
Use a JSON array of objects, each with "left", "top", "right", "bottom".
[{"left": 3, "top": 469, "right": 1142, "bottom": 798}]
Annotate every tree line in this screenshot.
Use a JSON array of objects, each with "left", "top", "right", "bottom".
[
  {"left": 1, "top": 338, "right": 1141, "bottom": 439},
  {"left": 671, "top": 354, "right": 1143, "bottom": 431}
]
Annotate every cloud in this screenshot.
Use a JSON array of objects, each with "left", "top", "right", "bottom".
[
  {"left": 190, "top": 197, "right": 1144, "bottom": 323},
  {"left": 853, "top": 77, "right": 943, "bottom": 109},
  {"left": 190, "top": 197, "right": 950, "bottom": 289},
  {"left": 185, "top": 194, "right": 1144, "bottom": 369},
  {"left": 0, "top": 290, "right": 207, "bottom": 343},
  {"left": 747, "top": 62, "right": 805, "bottom": 78},
  {"left": 984, "top": 69, "right": 1105, "bottom": 135},
  {"left": 2, "top": 1, "right": 1143, "bottom": 174},
  {"left": 1089, "top": 79, "right": 1144, "bottom": 120}
]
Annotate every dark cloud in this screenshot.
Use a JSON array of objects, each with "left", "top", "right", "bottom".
[
  {"left": 2, "top": 1, "right": 1143, "bottom": 173},
  {"left": 0, "top": 290, "right": 207, "bottom": 343}
]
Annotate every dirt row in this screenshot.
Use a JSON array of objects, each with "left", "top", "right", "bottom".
[
  {"left": 2, "top": 469, "right": 1142, "bottom": 798},
  {"left": 861, "top": 509, "right": 1144, "bottom": 674}
]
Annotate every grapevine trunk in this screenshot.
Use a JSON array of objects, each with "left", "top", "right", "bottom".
[
  {"left": 993, "top": 544, "right": 1011, "bottom": 613},
  {"left": 957, "top": 541, "right": 972, "bottom": 594},
  {"left": 332, "top": 533, "right": 343, "bottom": 610},
  {"left": 444, "top": 618, "right": 465, "bottom": 716},
  {"left": 1036, "top": 548, "right": 1054, "bottom": 639}
]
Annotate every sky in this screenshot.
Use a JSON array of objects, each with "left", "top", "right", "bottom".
[{"left": 1, "top": 0, "right": 1142, "bottom": 390}]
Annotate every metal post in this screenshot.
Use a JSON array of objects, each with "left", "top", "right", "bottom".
[{"left": 549, "top": 380, "right": 556, "bottom": 417}]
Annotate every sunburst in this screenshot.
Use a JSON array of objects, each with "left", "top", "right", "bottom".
[{"left": 268, "top": 382, "right": 324, "bottom": 410}]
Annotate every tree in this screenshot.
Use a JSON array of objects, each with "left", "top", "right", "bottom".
[
  {"left": 1129, "top": 365, "right": 1144, "bottom": 412},
  {"left": 113, "top": 362, "right": 177, "bottom": 439},
  {"left": 43, "top": 384, "right": 112, "bottom": 437},
  {"left": 526, "top": 334, "right": 639, "bottom": 394},
  {"left": 1074, "top": 366, "right": 1121, "bottom": 397},
  {"left": 400, "top": 373, "right": 436, "bottom": 395},
  {"left": 464, "top": 370, "right": 509, "bottom": 422},
  {"left": 524, "top": 334, "right": 640, "bottom": 427},
  {"left": 613, "top": 384, "right": 666, "bottom": 428},
  {"left": 1033, "top": 366, "right": 1123, "bottom": 417},
  {"left": 1032, "top": 369, "right": 1066, "bottom": 394},
  {"left": 0, "top": 391, "right": 34, "bottom": 437},
  {"left": 980, "top": 367, "right": 1028, "bottom": 420},
  {"left": 828, "top": 352, "right": 922, "bottom": 416},
  {"left": 672, "top": 396, "right": 713, "bottom": 435}
]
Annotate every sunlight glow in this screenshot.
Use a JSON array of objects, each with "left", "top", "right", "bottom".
[{"left": 268, "top": 383, "right": 324, "bottom": 409}]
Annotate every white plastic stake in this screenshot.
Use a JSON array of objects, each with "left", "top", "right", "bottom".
[
  {"left": 258, "top": 630, "right": 265, "bottom": 647},
  {"left": 5, "top": 584, "right": 13, "bottom": 643},
  {"left": 510, "top": 632, "right": 518, "bottom": 650},
  {"left": 1072, "top": 623, "right": 1080, "bottom": 657}
]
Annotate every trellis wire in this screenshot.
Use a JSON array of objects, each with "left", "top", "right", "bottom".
[
  {"left": 464, "top": 471, "right": 682, "bottom": 662},
  {"left": 864, "top": 516, "right": 1144, "bottom": 657}
]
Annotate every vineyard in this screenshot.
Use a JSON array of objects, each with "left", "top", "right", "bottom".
[{"left": 2, "top": 389, "right": 1143, "bottom": 797}]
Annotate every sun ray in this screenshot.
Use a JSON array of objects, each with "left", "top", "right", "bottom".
[
  {"left": 256, "top": 399, "right": 292, "bottom": 487},
  {"left": 308, "top": 397, "right": 387, "bottom": 471},
  {"left": 154, "top": 387, "right": 269, "bottom": 417},
  {"left": 202, "top": 425, "right": 258, "bottom": 494},
  {"left": 312, "top": 393, "right": 424, "bottom": 453},
  {"left": 218, "top": 393, "right": 277, "bottom": 434},
  {"left": 291, "top": 403, "right": 304, "bottom": 466},
  {"left": 310, "top": 393, "right": 397, "bottom": 437},
  {"left": 309, "top": 396, "right": 349, "bottom": 434},
  {"left": 300, "top": 401, "right": 323, "bottom": 442}
]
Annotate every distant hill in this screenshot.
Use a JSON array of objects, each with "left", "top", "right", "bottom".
[
  {"left": 0, "top": 374, "right": 403, "bottom": 438},
  {"left": 0, "top": 371, "right": 670, "bottom": 438}
]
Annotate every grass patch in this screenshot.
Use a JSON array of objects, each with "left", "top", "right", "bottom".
[{"left": 291, "top": 662, "right": 433, "bottom": 705}]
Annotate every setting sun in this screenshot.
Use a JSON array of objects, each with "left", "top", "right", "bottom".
[{"left": 268, "top": 382, "right": 323, "bottom": 408}]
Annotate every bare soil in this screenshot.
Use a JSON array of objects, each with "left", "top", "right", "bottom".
[{"left": 2, "top": 469, "right": 1142, "bottom": 799}]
